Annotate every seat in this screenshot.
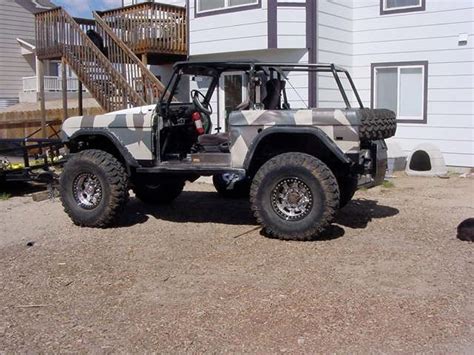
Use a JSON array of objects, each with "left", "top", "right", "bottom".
[
  {"left": 198, "top": 132, "right": 230, "bottom": 146},
  {"left": 198, "top": 132, "right": 230, "bottom": 153},
  {"left": 262, "top": 79, "right": 283, "bottom": 109}
]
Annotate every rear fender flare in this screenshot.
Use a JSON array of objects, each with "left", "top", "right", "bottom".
[{"left": 243, "top": 126, "right": 351, "bottom": 170}]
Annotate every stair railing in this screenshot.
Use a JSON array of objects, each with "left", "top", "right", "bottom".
[
  {"left": 36, "top": 7, "right": 147, "bottom": 112},
  {"left": 93, "top": 12, "right": 168, "bottom": 104}
]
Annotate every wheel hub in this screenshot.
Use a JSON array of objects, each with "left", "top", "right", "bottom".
[
  {"left": 271, "top": 177, "right": 313, "bottom": 221},
  {"left": 73, "top": 172, "right": 103, "bottom": 209}
]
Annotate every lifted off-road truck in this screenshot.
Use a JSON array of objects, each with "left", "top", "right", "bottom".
[{"left": 59, "top": 62, "right": 396, "bottom": 240}]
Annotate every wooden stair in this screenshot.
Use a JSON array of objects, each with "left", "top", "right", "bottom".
[{"left": 35, "top": 7, "right": 173, "bottom": 112}]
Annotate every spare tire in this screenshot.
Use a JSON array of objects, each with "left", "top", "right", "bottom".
[{"left": 358, "top": 108, "right": 397, "bottom": 141}]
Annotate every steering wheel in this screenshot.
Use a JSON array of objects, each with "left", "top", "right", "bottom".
[{"left": 191, "top": 90, "right": 212, "bottom": 115}]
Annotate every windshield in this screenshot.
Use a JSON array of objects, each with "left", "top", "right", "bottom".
[{"left": 167, "top": 72, "right": 215, "bottom": 103}]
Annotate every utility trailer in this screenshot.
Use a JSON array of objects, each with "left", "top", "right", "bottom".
[{"left": 0, "top": 125, "right": 66, "bottom": 185}]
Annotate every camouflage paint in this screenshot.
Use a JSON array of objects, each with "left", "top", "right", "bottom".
[
  {"left": 228, "top": 108, "right": 362, "bottom": 168},
  {"left": 62, "top": 111, "right": 155, "bottom": 161}
]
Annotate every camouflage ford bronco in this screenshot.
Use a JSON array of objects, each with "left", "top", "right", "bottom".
[{"left": 59, "top": 62, "right": 396, "bottom": 240}]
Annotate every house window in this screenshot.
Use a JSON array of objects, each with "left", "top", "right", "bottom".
[
  {"left": 380, "top": 0, "right": 425, "bottom": 15},
  {"left": 196, "top": 0, "right": 259, "bottom": 15},
  {"left": 372, "top": 61, "right": 428, "bottom": 123}
]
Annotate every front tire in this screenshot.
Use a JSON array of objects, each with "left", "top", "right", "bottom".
[
  {"left": 250, "top": 153, "right": 339, "bottom": 241},
  {"left": 59, "top": 149, "right": 129, "bottom": 227}
]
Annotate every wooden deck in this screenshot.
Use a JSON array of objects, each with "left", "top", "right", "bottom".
[{"left": 36, "top": 2, "right": 187, "bottom": 62}]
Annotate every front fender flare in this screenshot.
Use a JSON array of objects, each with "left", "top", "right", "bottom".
[{"left": 65, "top": 129, "right": 140, "bottom": 168}]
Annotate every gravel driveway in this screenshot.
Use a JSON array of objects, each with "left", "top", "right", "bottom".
[{"left": 0, "top": 175, "right": 473, "bottom": 352}]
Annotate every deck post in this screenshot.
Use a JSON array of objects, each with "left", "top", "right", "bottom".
[
  {"left": 78, "top": 81, "right": 83, "bottom": 116},
  {"left": 38, "top": 59, "right": 46, "bottom": 138},
  {"left": 142, "top": 54, "right": 148, "bottom": 103},
  {"left": 62, "top": 58, "right": 68, "bottom": 121}
]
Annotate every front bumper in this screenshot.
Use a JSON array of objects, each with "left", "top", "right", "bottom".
[{"left": 357, "top": 140, "right": 388, "bottom": 188}]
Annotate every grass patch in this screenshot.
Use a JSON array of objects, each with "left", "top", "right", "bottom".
[
  {"left": 382, "top": 180, "right": 395, "bottom": 188},
  {"left": 0, "top": 192, "right": 11, "bottom": 201}
]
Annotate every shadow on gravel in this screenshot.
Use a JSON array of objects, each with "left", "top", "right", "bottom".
[
  {"left": 261, "top": 224, "right": 346, "bottom": 241},
  {"left": 118, "top": 193, "right": 399, "bottom": 237},
  {"left": 118, "top": 191, "right": 256, "bottom": 227},
  {"left": 0, "top": 181, "right": 47, "bottom": 197},
  {"left": 335, "top": 199, "right": 399, "bottom": 229}
]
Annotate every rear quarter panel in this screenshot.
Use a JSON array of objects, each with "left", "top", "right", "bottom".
[{"left": 228, "top": 108, "right": 361, "bottom": 168}]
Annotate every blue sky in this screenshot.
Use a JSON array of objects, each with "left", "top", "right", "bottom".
[{"left": 53, "top": 0, "right": 122, "bottom": 18}]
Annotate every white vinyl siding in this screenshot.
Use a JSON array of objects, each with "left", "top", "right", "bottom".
[
  {"left": 0, "top": 1, "right": 36, "bottom": 101},
  {"left": 374, "top": 64, "right": 425, "bottom": 121},
  {"left": 189, "top": 0, "right": 267, "bottom": 56},
  {"left": 277, "top": 5, "right": 307, "bottom": 49},
  {"left": 189, "top": 0, "right": 473, "bottom": 167},
  {"left": 349, "top": 0, "right": 474, "bottom": 167},
  {"left": 317, "top": 0, "right": 354, "bottom": 109}
]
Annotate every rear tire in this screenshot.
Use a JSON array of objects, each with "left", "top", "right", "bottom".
[
  {"left": 213, "top": 173, "right": 250, "bottom": 198},
  {"left": 359, "top": 108, "right": 397, "bottom": 140},
  {"left": 133, "top": 180, "right": 184, "bottom": 204},
  {"left": 59, "top": 149, "right": 129, "bottom": 227},
  {"left": 250, "top": 152, "right": 339, "bottom": 241}
]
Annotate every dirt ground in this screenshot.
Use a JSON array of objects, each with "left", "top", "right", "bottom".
[{"left": 0, "top": 175, "right": 473, "bottom": 353}]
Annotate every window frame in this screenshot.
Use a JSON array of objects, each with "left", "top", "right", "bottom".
[
  {"left": 194, "top": 0, "right": 261, "bottom": 17},
  {"left": 371, "top": 61, "right": 428, "bottom": 124},
  {"left": 380, "top": 0, "right": 426, "bottom": 15}
]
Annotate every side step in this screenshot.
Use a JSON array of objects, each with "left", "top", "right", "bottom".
[
  {"left": 136, "top": 153, "right": 245, "bottom": 176},
  {"left": 136, "top": 164, "right": 245, "bottom": 176}
]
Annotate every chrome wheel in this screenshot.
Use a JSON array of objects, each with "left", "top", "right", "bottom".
[
  {"left": 73, "top": 172, "right": 103, "bottom": 209},
  {"left": 271, "top": 177, "right": 313, "bottom": 221}
]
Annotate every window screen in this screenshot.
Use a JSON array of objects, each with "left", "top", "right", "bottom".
[
  {"left": 399, "top": 67, "right": 423, "bottom": 117},
  {"left": 229, "top": 0, "right": 255, "bottom": 6},
  {"left": 385, "top": 0, "right": 421, "bottom": 8},
  {"left": 376, "top": 68, "right": 398, "bottom": 114},
  {"left": 198, "top": 0, "right": 257, "bottom": 12},
  {"left": 198, "top": 0, "right": 225, "bottom": 12},
  {"left": 373, "top": 63, "right": 426, "bottom": 122}
]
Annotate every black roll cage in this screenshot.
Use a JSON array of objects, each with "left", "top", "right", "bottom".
[{"left": 158, "top": 62, "right": 364, "bottom": 113}]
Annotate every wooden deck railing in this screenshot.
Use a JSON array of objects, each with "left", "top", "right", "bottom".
[
  {"left": 93, "top": 12, "right": 167, "bottom": 104},
  {"left": 34, "top": 7, "right": 171, "bottom": 111},
  {"left": 35, "top": 7, "right": 147, "bottom": 112},
  {"left": 97, "top": 2, "right": 187, "bottom": 55}
]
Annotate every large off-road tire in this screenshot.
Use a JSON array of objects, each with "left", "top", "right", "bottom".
[
  {"left": 338, "top": 175, "right": 358, "bottom": 208},
  {"left": 359, "top": 108, "right": 397, "bottom": 140},
  {"left": 59, "top": 149, "right": 129, "bottom": 227},
  {"left": 133, "top": 180, "right": 184, "bottom": 204},
  {"left": 213, "top": 173, "right": 251, "bottom": 198},
  {"left": 250, "top": 152, "right": 339, "bottom": 241}
]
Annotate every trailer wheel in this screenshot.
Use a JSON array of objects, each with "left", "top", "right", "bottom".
[
  {"left": 60, "top": 149, "right": 129, "bottom": 227},
  {"left": 250, "top": 152, "right": 339, "bottom": 241}
]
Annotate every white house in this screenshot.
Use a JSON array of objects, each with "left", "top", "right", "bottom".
[{"left": 181, "top": 0, "right": 473, "bottom": 169}]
